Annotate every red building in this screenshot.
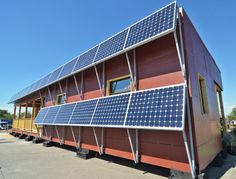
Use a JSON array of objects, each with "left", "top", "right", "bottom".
[{"left": 10, "top": 2, "right": 225, "bottom": 178}]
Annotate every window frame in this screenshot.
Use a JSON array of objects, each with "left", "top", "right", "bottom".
[
  {"left": 197, "top": 74, "right": 209, "bottom": 114},
  {"left": 107, "top": 75, "right": 131, "bottom": 96},
  {"left": 56, "top": 93, "right": 67, "bottom": 105}
]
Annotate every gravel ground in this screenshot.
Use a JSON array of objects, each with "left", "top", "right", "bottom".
[{"left": 0, "top": 132, "right": 236, "bottom": 179}]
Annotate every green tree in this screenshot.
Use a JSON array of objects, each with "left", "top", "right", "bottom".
[
  {"left": 227, "top": 107, "right": 236, "bottom": 120},
  {"left": 0, "top": 109, "right": 13, "bottom": 120}
]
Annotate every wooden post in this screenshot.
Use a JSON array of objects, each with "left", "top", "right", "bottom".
[
  {"left": 17, "top": 105, "right": 21, "bottom": 129},
  {"left": 31, "top": 101, "right": 36, "bottom": 131},
  {"left": 24, "top": 104, "right": 28, "bottom": 130},
  {"left": 13, "top": 105, "right": 16, "bottom": 128}
]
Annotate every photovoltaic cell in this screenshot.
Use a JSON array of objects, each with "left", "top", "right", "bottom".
[
  {"left": 53, "top": 103, "right": 76, "bottom": 124},
  {"left": 73, "top": 46, "right": 99, "bottom": 72},
  {"left": 125, "top": 2, "right": 176, "bottom": 48},
  {"left": 43, "top": 106, "right": 60, "bottom": 124},
  {"left": 34, "top": 108, "right": 49, "bottom": 124},
  {"left": 39, "top": 73, "right": 52, "bottom": 88},
  {"left": 92, "top": 94, "right": 130, "bottom": 126},
  {"left": 47, "top": 66, "right": 63, "bottom": 85},
  {"left": 58, "top": 57, "right": 78, "bottom": 79},
  {"left": 93, "top": 29, "right": 128, "bottom": 63},
  {"left": 125, "top": 85, "right": 184, "bottom": 129},
  {"left": 69, "top": 100, "right": 98, "bottom": 125}
]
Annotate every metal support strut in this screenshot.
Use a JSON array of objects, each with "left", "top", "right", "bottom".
[
  {"left": 71, "top": 126, "right": 81, "bottom": 149},
  {"left": 127, "top": 129, "right": 139, "bottom": 164},
  {"left": 174, "top": 9, "right": 196, "bottom": 178},
  {"left": 92, "top": 127, "right": 104, "bottom": 155}
]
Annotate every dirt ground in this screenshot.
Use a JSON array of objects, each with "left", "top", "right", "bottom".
[{"left": 0, "top": 132, "right": 236, "bottom": 179}]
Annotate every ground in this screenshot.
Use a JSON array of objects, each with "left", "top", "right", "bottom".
[{"left": 0, "top": 132, "right": 236, "bottom": 179}]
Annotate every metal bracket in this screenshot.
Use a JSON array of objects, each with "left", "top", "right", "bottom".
[
  {"left": 71, "top": 126, "right": 81, "bottom": 149},
  {"left": 58, "top": 81, "right": 63, "bottom": 94},
  {"left": 73, "top": 74, "right": 83, "bottom": 100},
  {"left": 127, "top": 128, "right": 139, "bottom": 164},
  {"left": 125, "top": 52, "right": 136, "bottom": 91},
  {"left": 92, "top": 127, "right": 104, "bottom": 155},
  {"left": 47, "top": 87, "right": 53, "bottom": 104},
  {"left": 94, "top": 66, "right": 104, "bottom": 96}
]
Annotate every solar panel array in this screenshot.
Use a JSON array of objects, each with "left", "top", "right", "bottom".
[
  {"left": 10, "top": 2, "right": 177, "bottom": 103},
  {"left": 35, "top": 84, "right": 185, "bottom": 131}
]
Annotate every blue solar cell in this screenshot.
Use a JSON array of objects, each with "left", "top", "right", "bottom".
[
  {"left": 53, "top": 103, "right": 76, "bottom": 124},
  {"left": 69, "top": 100, "right": 98, "bottom": 125},
  {"left": 39, "top": 73, "right": 52, "bottom": 88},
  {"left": 92, "top": 94, "right": 130, "bottom": 126},
  {"left": 73, "top": 46, "right": 99, "bottom": 72},
  {"left": 47, "top": 66, "right": 63, "bottom": 85},
  {"left": 93, "top": 29, "right": 128, "bottom": 63},
  {"left": 58, "top": 57, "right": 78, "bottom": 79},
  {"left": 125, "top": 85, "right": 184, "bottom": 129},
  {"left": 34, "top": 108, "right": 49, "bottom": 124},
  {"left": 125, "top": 2, "right": 176, "bottom": 48},
  {"left": 43, "top": 106, "right": 60, "bottom": 124}
]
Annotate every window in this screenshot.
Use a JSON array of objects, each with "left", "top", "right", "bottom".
[
  {"left": 108, "top": 75, "right": 131, "bottom": 95},
  {"left": 56, "top": 93, "right": 67, "bottom": 105},
  {"left": 198, "top": 75, "right": 208, "bottom": 114},
  {"left": 215, "top": 84, "right": 224, "bottom": 119},
  {"left": 41, "top": 97, "right": 45, "bottom": 108}
]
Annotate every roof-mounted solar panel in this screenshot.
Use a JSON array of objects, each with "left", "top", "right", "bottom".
[
  {"left": 73, "top": 46, "right": 99, "bottom": 72},
  {"left": 47, "top": 66, "right": 63, "bottom": 85},
  {"left": 125, "top": 2, "right": 176, "bottom": 48},
  {"left": 58, "top": 57, "right": 78, "bottom": 79},
  {"left": 93, "top": 29, "right": 129, "bottom": 63},
  {"left": 10, "top": 2, "right": 177, "bottom": 103}
]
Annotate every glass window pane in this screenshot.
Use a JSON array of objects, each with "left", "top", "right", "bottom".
[{"left": 110, "top": 77, "right": 130, "bottom": 95}]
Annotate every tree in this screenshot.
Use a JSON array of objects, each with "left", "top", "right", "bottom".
[
  {"left": 227, "top": 107, "right": 236, "bottom": 120},
  {"left": 0, "top": 109, "right": 13, "bottom": 119}
]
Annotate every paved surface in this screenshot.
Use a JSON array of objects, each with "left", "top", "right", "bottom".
[
  {"left": 0, "top": 132, "right": 168, "bottom": 179},
  {"left": 1, "top": 132, "right": 236, "bottom": 179}
]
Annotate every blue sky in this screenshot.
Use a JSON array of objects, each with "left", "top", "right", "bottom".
[{"left": 0, "top": 0, "right": 235, "bottom": 115}]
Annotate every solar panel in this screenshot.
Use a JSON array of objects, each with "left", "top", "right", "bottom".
[
  {"left": 92, "top": 94, "right": 130, "bottom": 126},
  {"left": 69, "top": 100, "right": 98, "bottom": 125},
  {"left": 125, "top": 85, "right": 184, "bottom": 129},
  {"left": 38, "top": 73, "right": 52, "bottom": 88},
  {"left": 93, "top": 29, "right": 128, "bottom": 63},
  {"left": 34, "top": 108, "right": 49, "bottom": 124},
  {"left": 47, "top": 67, "right": 63, "bottom": 85},
  {"left": 53, "top": 103, "right": 76, "bottom": 124},
  {"left": 73, "top": 46, "right": 99, "bottom": 72},
  {"left": 58, "top": 57, "right": 78, "bottom": 79},
  {"left": 43, "top": 106, "right": 60, "bottom": 124},
  {"left": 9, "top": 2, "right": 177, "bottom": 103},
  {"left": 125, "top": 2, "right": 176, "bottom": 48}
]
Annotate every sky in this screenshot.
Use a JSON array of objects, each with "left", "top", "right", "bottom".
[{"left": 0, "top": 0, "right": 235, "bottom": 115}]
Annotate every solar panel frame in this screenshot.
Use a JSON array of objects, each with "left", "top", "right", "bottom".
[
  {"left": 58, "top": 57, "right": 78, "bottom": 79},
  {"left": 35, "top": 83, "right": 185, "bottom": 131},
  {"left": 10, "top": 2, "right": 178, "bottom": 103},
  {"left": 53, "top": 103, "right": 77, "bottom": 124},
  {"left": 93, "top": 28, "right": 129, "bottom": 63},
  {"left": 91, "top": 93, "right": 130, "bottom": 126},
  {"left": 46, "top": 66, "right": 64, "bottom": 85},
  {"left": 73, "top": 45, "right": 100, "bottom": 73},
  {"left": 124, "top": 2, "right": 177, "bottom": 48},
  {"left": 34, "top": 108, "right": 49, "bottom": 124},
  {"left": 124, "top": 84, "right": 185, "bottom": 131}
]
